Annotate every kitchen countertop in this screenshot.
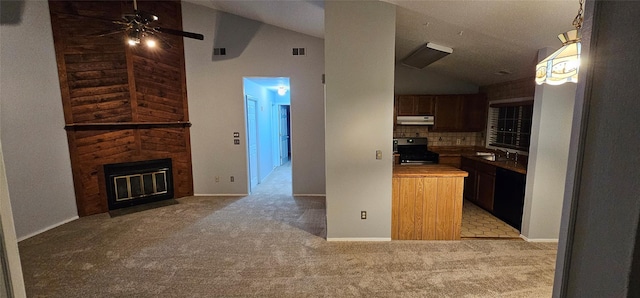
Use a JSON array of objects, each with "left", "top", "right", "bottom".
[
  {"left": 463, "top": 155, "right": 527, "bottom": 175},
  {"left": 393, "top": 164, "right": 469, "bottom": 178},
  {"left": 430, "top": 146, "right": 489, "bottom": 157}
]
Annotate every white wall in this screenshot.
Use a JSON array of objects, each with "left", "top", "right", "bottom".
[
  {"left": 182, "top": 3, "right": 325, "bottom": 196},
  {"left": 520, "top": 48, "right": 576, "bottom": 241},
  {"left": 0, "top": 0, "right": 78, "bottom": 240},
  {"left": 395, "top": 64, "right": 480, "bottom": 94},
  {"left": 325, "top": 1, "right": 396, "bottom": 240}
]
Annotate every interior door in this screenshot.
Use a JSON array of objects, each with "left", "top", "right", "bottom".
[
  {"left": 246, "top": 98, "right": 259, "bottom": 191},
  {"left": 279, "top": 105, "right": 290, "bottom": 165}
]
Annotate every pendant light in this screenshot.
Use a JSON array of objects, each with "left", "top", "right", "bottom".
[{"left": 535, "top": 0, "right": 584, "bottom": 85}]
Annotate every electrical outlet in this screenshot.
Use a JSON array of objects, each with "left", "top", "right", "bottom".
[
  {"left": 456, "top": 139, "right": 461, "bottom": 145},
  {"left": 230, "top": 176, "right": 234, "bottom": 182},
  {"left": 361, "top": 211, "right": 367, "bottom": 219},
  {"left": 234, "top": 139, "right": 240, "bottom": 145},
  {"left": 215, "top": 176, "right": 220, "bottom": 182}
]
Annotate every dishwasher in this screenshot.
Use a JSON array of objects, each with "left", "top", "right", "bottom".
[{"left": 493, "top": 168, "right": 527, "bottom": 230}]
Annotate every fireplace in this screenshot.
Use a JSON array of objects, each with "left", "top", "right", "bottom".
[{"left": 104, "top": 159, "right": 174, "bottom": 210}]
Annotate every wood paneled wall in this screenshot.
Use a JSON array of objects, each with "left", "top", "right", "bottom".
[{"left": 49, "top": 0, "right": 194, "bottom": 216}]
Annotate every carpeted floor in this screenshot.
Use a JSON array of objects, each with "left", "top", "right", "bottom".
[{"left": 19, "top": 163, "right": 558, "bottom": 297}]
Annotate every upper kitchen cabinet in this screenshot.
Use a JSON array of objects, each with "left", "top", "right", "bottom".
[
  {"left": 463, "top": 94, "right": 488, "bottom": 132},
  {"left": 432, "top": 94, "right": 487, "bottom": 132},
  {"left": 396, "top": 95, "right": 435, "bottom": 116},
  {"left": 433, "top": 95, "right": 464, "bottom": 131}
]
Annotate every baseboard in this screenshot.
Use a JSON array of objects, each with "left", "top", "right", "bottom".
[
  {"left": 193, "top": 194, "right": 248, "bottom": 197},
  {"left": 292, "top": 194, "right": 326, "bottom": 197},
  {"left": 519, "top": 234, "right": 559, "bottom": 242},
  {"left": 326, "top": 237, "right": 391, "bottom": 242},
  {"left": 18, "top": 215, "right": 79, "bottom": 242}
]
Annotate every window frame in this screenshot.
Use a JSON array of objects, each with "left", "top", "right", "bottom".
[{"left": 485, "top": 97, "right": 534, "bottom": 154}]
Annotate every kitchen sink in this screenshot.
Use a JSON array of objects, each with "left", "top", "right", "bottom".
[
  {"left": 478, "top": 155, "right": 511, "bottom": 162},
  {"left": 475, "top": 152, "right": 494, "bottom": 156}
]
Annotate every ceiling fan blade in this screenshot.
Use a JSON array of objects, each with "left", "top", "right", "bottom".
[
  {"left": 54, "top": 11, "right": 120, "bottom": 24},
  {"left": 87, "top": 29, "right": 124, "bottom": 37},
  {"left": 155, "top": 27, "right": 204, "bottom": 40}
]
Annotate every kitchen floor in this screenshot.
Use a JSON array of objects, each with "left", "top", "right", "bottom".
[{"left": 461, "top": 200, "right": 521, "bottom": 239}]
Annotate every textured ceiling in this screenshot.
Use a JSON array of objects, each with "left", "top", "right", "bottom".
[{"left": 188, "top": 0, "right": 579, "bottom": 86}]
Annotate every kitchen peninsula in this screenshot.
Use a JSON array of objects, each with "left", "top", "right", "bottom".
[{"left": 392, "top": 164, "right": 468, "bottom": 240}]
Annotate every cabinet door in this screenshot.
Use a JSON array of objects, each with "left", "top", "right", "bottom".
[
  {"left": 476, "top": 171, "right": 495, "bottom": 212},
  {"left": 461, "top": 165, "right": 476, "bottom": 202},
  {"left": 434, "top": 95, "right": 464, "bottom": 131},
  {"left": 396, "top": 96, "right": 416, "bottom": 116},
  {"left": 415, "top": 96, "right": 435, "bottom": 115},
  {"left": 463, "top": 94, "right": 488, "bottom": 131}
]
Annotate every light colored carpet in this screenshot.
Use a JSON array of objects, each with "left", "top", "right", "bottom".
[{"left": 19, "top": 164, "right": 557, "bottom": 297}]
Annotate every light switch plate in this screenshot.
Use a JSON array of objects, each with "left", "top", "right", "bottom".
[{"left": 376, "top": 150, "right": 382, "bottom": 160}]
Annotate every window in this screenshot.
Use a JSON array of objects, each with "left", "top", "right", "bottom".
[{"left": 486, "top": 98, "right": 533, "bottom": 152}]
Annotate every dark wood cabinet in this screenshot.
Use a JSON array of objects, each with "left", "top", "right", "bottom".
[
  {"left": 461, "top": 165, "right": 476, "bottom": 201},
  {"left": 396, "top": 95, "right": 435, "bottom": 116},
  {"left": 476, "top": 170, "right": 496, "bottom": 212},
  {"left": 433, "top": 94, "right": 487, "bottom": 132},
  {"left": 433, "top": 95, "right": 464, "bottom": 131},
  {"left": 395, "top": 94, "right": 486, "bottom": 132},
  {"left": 461, "top": 157, "right": 495, "bottom": 212},
  {"left": 463, "top": 94, "right": 488, "bottom": 132}
]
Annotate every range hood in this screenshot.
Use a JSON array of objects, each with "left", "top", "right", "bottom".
[
  {"left": 402, "top": 43, "right": 453, "bottom": 69},
  {"left": 397, "top": 116, "right": 435, "bottom": 125}
]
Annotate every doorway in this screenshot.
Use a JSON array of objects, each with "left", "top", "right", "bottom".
[{"left": 243, "top": 77, "right": 291, "bottom": 194}]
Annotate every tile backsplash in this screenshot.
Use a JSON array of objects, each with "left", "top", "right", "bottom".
[{"left": 394, "top": 126, "right": 485, "bottom": 147}]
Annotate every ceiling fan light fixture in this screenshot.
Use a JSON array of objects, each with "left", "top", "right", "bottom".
[
  {"left": 535, "top": 0, "right": 584, "bottom": 85},
  {"left": 145, "top": 38, "right": 157, "bottom": 48}
]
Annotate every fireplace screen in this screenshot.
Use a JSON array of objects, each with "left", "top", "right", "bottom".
[
  {"left": 104, "top": 158, "right": 174, "bottom": 210},
  {"left": 114, "top": 170, "right": 168, "bottom": 201}
]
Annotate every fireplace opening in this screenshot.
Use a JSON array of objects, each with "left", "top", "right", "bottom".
[{"left": 104, "top": 158, "right": 174, "bottom": 210}]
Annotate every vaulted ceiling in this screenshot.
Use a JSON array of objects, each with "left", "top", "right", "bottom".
[{"left": 188, "top": 0, "right": 578, "bottom": 86}]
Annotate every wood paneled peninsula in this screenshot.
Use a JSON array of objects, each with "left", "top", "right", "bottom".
[{"left": 392, "top": 165, "right": 468, "bottom": 240}]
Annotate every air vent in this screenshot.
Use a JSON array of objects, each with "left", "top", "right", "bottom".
[
  {"left": 402, "top": 43, "right": 453, "bottom": 69},
  {"left": 292, "top": 48, "right": 306, "bottom": 56},
  {"left": 213, "top": 48, "right": 226, "bottom": 56}
]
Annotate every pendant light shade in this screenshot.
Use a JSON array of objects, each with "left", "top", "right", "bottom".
[
  {"left": 535, "top": 30, "right": 581, "bottom": 85},
  {"left": 535, "top": 0, "right": 584, "bottom": 86}
]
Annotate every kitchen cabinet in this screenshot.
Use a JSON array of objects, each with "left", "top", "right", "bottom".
[
  {"left": 396, "top": 95, "right": 435, "bottom": 116},
  {"left": 433, "top": 95, "right": 464, "bottom": 131},
  {"left": 461, "top": 158, "right": 476, "bottom": 201},
  {"left": 431, "top": 94, "right": 487, "bottom": 132},
  {"left": 392, "top": 165, "right": 468, "bottom": 240},
  {"left": 476, "top": 164, "right": 496, "bottom": 212},
  {"left": 464, "top": 94, "right": 488, "bottom": 132},
  {"left": 461, "top": 157, "right": 495, "bottom": 212}
]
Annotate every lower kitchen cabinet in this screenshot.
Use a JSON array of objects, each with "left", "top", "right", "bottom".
[
  {"left": 461, "top": 156, "right": 526, "bottom": 230},
  {"left": 391, "top": 169, "right": 466, "bottom": 240},
  {"left": 474, "top": 162, "right": 496, "bottom": 212}
]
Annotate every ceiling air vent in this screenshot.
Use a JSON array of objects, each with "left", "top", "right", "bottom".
[
  {"left": 402, "top": 43, "right": 453, "bottom": 69},
  {"left": 292, "top": 48, "right": 306, "bottom": 56},
  {"left": 213, "top": 48, "right": 226, "bottom": 56}
]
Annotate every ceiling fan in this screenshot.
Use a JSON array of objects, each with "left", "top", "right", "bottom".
[{"left": 73, "top": 0, "right": 204, "bottom": 49}]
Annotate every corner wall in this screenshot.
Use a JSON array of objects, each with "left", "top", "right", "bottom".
[
  {"left": 0, "top": 0, "right": 78, "bottom": 239},
  {"left": 182, "top": 3, "right": 325, "bottom": 196},
  {"left": 325, "top": 1, "right": 396, "bottom": 239}
]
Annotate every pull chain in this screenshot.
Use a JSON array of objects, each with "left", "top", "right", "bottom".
[{"left": 572, "top": 0, "right": 584, "bottom": 29}]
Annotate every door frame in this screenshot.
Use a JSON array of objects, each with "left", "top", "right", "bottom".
[{"left": 245, "top": 96, "right": 259, "bottom": 193}]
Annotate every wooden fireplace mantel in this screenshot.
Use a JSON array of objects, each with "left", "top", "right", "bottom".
[{"left": 64, "top": 122, "right": 192, "bottom": 131}]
